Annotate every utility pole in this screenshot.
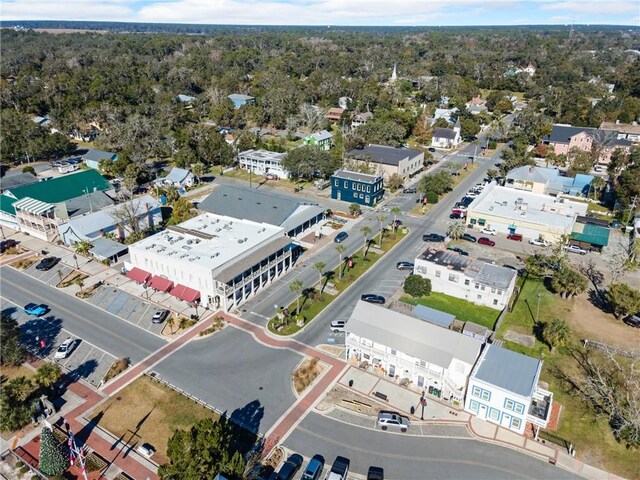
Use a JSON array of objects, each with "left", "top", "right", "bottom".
[{"left": 536, "top": 292, "right": 541, "bottom": 324}]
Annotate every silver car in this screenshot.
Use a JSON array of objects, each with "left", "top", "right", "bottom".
[{"left": 377, "top": 412, "right": 410, "bottom": 432}]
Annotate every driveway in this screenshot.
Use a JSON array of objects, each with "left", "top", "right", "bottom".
[{"left": 153, "top": 326, "right": 302, "bottom": 434}]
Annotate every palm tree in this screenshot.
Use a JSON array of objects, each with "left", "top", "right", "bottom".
[
  {"left": 75, "top": 277, "right": 84, "bottom": 294},
  {"left": 166, "top": 316, "right": 175, "bottom": 334},
  {"left": 191, "top": 162, "right": 205, "bottom": 183},
  {"left": 590, "top": 177, "right": 606, "bottom": 200},
  {"left": 56, "top": 269, "right": 64, "bottom": 286},
  {"left": 289, "top": 280, "right": 304, "bottom": 315},
  {"left": 551, "top": 267, "right": 588, "bottom": 299},
  {"left": 447, "top": 222, "right": 466, "bottom": 241},
  {"left": 34, "top": 363, "right": 62, "bottom": 389},
  {"left": 7, "top": 376, "right": 32, "bottom": 401},
  {"left": 376, "top": 214, "right": 387, "bottom": 243},
  {"left": 335, "top": 244, "right": 346, "bottom": 280},
  {"left": 74, "top": 240, "right": 93, "bottom": 256},
  {"left": 544, "top": 318, "right": 571, "bottom": 352},
  {"left": 313, "top": 261, "right": 326, "bottom": 286},
  {"left": 391, "top": 207, "right": 401, "bottom": 231},
  {"left": 360, "top": 225, "right": 372, "bottom": 256}
]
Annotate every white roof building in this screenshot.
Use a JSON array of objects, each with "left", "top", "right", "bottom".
[
  {"left": 237, "top": 149, "right": 289, "bottom": 179},
  {"left": 160, "top": 167, "right": 195, "bottom": 188}
]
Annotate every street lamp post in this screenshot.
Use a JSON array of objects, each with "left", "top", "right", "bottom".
[
  {"left": 73, "top": 254, "right": 78, "bottom": 270},
  {"left": 536, "top": 292, "right": 541, "bottom": 324},
  {"left": 420, "top": 395, "right": 427, "bottom": 421}
]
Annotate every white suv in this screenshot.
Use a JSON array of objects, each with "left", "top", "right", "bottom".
[
  {"left": 565, "top": 245, "right": 588, "bottom": 255},
  {"left": 377, "top": 412, "right": 410, "bottom": 432},
  {"left": 330, "top": 320, "right": 346, "bottom": 333}
]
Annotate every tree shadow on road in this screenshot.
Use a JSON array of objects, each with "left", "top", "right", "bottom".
[
  {"left": 230, "top": 399, "right": 264, "bottom": 436},
  {"left": 20, "top": 314, "right": 63, "bottom": 357}
]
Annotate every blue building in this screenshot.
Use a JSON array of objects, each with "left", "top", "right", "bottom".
[
  {"left": 331, "top": 170, "right": 384, "bottom": 207},
  {"left": 80, "top": 149, "right": 118, "bottom": 170},
  {"left": 228, "top": 93, "right": 255, "bottom": 109}
]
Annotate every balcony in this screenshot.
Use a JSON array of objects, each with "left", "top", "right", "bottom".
[{"left": 527, "top": 386, "right": 553, "bottom": 427}]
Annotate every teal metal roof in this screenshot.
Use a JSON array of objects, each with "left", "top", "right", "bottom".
[
  {"left": 0, "top": 195, "right": 17, "bottom": 215},
  {"left": 571, "top": 223, "right": 610, "bottom": 247},
  {"left": 5, "top": 170, "right": 111, "bottom": 205}
]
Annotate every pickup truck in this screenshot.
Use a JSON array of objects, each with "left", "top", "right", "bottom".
[{"left": 326, "top": 456, "right": 350, "bottom": 480}]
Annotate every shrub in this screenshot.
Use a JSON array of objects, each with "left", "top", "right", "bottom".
[
  {"left": 19, "top": 466, "right": 29, "bottom": 474},
  {"left": 16, "top": 461, "right": 24, "bottom": 468},
  {"left": 425, "top": 192, "right": 438, "bottom": 204},
  {"left": 488, "top": 139, "right": 497, "bottom": 149},
  {"left": 103, "top": 357, "right": 129, "bottom": 383},
  {"left": 403, "top": 275, "right": 432, "bottom": 297}
]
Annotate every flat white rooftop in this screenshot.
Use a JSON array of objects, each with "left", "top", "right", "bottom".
[
  {"left": 239, "top": 149, "right": 286, "bottom": 162},
  {"left": 129, "top": 212, "right": 285, "bottom": 271},
  {"left": 468, "top": 184, "right": 587, "bottom": 230}
]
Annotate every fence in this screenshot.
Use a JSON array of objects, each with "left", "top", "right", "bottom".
[{"left": 582, "top": 339, "right": 640, "bottom": 359}]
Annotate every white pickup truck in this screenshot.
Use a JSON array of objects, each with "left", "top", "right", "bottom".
[{"left": 326, "top": 456, "right": 350, "bottom": 480}]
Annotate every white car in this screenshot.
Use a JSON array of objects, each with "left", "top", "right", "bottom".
[
  {"left": 54, "top": 338, "right": 75, "bottom": 359},
  {"left": 565, "top": 245, "right": 588, "bottom": 255},
  {"left": 481, "top": 228, "right": 497, "bottom": 235},
  {"left": 136, "top": 443, "right": 155, "bottom": 458},
  {"left": 330, "top": 320, "right": 346, "bottom": 333},
  {"left": 529, "top": 238, "right": 550, "bottom": 247}
]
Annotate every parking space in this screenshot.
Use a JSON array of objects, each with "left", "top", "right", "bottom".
[
  {"left": 24, "top": 261, "right": 74, "bottom": 287},
  {"left": 2, "top": 301, "right": 116, "bottom": 388},
  {"left": 85, "top": 286, "right": 165, "bottom": 335}
]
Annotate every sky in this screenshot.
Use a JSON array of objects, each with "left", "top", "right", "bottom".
[{"left": 1, "top": 0, "right": 639, "bottom": 27}]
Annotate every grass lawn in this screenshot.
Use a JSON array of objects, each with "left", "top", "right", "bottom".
[
  {"left": 0, "top": 364, "right": 35, "bottom": 383},
  {"left": 89, "top": 376, "right": 221, "bottom": 463},
  {"left": 400, "top": 291, "right": 500, "bottom": 330}
]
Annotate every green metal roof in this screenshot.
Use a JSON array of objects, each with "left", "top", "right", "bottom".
[
  {"left": 0, "top": 195, "right": 17, "bottom": 215},
  {"left": 5, "top": 170, "right": 111, "bottom": 205},
  {"left": 571, "top": 223, "right": 610, "bottom": 247}
]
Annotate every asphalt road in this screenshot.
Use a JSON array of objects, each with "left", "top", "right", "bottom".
[
  {"left": 287, "top": 413, "right": 583, "bottom": 480},
  {"left": 0, "top": 266, "right": 165, "bottom": 363}
]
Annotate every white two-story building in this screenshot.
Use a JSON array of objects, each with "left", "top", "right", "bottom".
[
  {"left": 414, "top": 249, "right": 517, "bottom": 310},
  {"left": 465, "top": 344, "right": 553, "bottom": 435},
  {"left": 237, "top": 149, "right": 289, "bottom": 179},
  {"left": 346, "top": 301, "right": 483, "bottom": 405}
]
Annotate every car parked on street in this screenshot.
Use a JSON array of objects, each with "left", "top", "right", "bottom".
[
  {"left": 449, "top": 212, "right": 462, "bottom": 220},
  {"left": 327, "top": 456, "right": 350, "bottom": 480},
  {"left": 446, "top": 246, "right": 469, "bottom": 256},
  {"left": 396, "top": 261, "right": 414, "bottom": 271},
  {"left": 624, "top": 313, "right": 640, "bottom": 328},
  {"left": 377, "top": 412, "right": 410, "bottom": 432},
  {"left": 367, "top": 466, "right": 384, "bottom": 480},
  {"left": 529, "top": 238, "right": 550, "bottom": 247},
  {"left": 137, "top": 443, "right": 155, "bottom": 458},
  {"left": 152, "top": 309, "right": 169, "bottom": 324},
  {"left": 275, "top": 454, "right": 304, "bottom": 480},
  {"left": 481, "top": 228, "right": 497, "bottom": 235},
  {"left": 462, "top": 233, "right": 477, "bottom": 242},
  {"left": 361, "top": 294, "right": 385, "bottom": 304},
  {"left": 402, "top": 187, "right": 417, "bottom": 194},
  {"left": 565, "top": 244, "right": 587, "bottom": 255},
  {"left": 330, "top": 320, "right": 346, "bottom": 333},
  {"left": 24, "top": 303, "right": 48, "bottom": 316},
  {"left": 334, "top": 231, "right": 348, "bottom": 243},
  {"left": 54, "top": 338, "right": 75, "bottom": 359},
  {"left": 35, "top": 256, "right": 60, "bottom": 271},
  {"left": 507, "top": 233, "right": 523, "bottom": 242},
  {"left": 478, "top": 237, "right": 496, "bottom": 246},
  {"left": 301, "top": 456, "right": 324, "bottom": 480},
  {"left": 423, "top": 233, "right": 445, "bottom": 242}
]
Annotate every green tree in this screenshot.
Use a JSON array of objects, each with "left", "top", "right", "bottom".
[
  {"left": 282, "top": 145, "right": 337, "bottom": 181},
  {"left": 1, "top": 313, "right": 25, "bottom": 366},
  {"left": 607, "top": 283, "right": 640, "bottom": 320},
  {"left": 360, "top": 225, "right": 372, "bottom": 256},
  {"left": 447, "top": 221, "right": 466, "bottom": 240},
  {"left": 313, "top": 261, "right": 326, "bottom": 286},
  {"left": 550, "top": 266, "right": 587, "bottom": 299},
  {"left": 391, "top": 207, "right": 402, "bottom": 231},
  {"left": 159, "top": 418, "right": 245, "bottom": 480},
  {"left": 289, "top": 280, "right": 304, "bottom": 315},
  {"left": 74, "top": 240, "right": 93, "bottom": 256},
  {"left": 376, "top": 214, "right": 387, "bottom": 243},
  {"left": 166, "top": 316, "right": 175, "bottom": 334},
  {"left": 191, "top": 162, "right": 205, "bottom": 182},
  {"left": 34, "top": 363, "right": 63, "bottom": 389},
  {"left": 403, "top": 275, "right": 432, "bottom": 297},
  {"left": 386, "top": 173, "right": 404, "bottom": 191},
  {"left": 22, "top": 165, "right": 36, "bottom": 175},
  {"left": 349, "top": 203, "right": 361, "bottom": 216},
  {"left": 418, "top": 171, "right": 453, "bottom": 197},
  {"left": 486, "top": 168, "right": 498, "bottom": 181},
  {"left": 38, "top": 425, "right": 69, "bottom": 476},
  {"left": 544, "top": 318, "right": 571, "bottom": 353},
  {"left": 335, "top": 244, "right": 346, "bottom": 280},
  {"left": 75, "top": 277, "right": 85, "bottom": 294},
  {"left": 460, "top": 118, "right": 480, "bottom": 139},
  {"left": 169, "top": 197, "right": 196, "bottom": 225},
  {"left": 6, "top": 376, "right": 32, "bottom": 402}
]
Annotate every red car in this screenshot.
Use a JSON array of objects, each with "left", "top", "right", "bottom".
[{"left": 478, "top": 237, "right": 496, "bottom": 246}]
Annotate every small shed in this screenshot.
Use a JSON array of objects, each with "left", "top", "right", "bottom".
[{"left": 462, "top": 322, "right": 489, "bottom": 343}]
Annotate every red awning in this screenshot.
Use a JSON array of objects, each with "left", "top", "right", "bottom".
[
  {"left": 147, "top": 275, "right": 174, "bottom": 292},
  {"left": 169, "top": 284, "right": 201, "bottom": 304},
  {"left": 126, "top": 267, "right": 151, "bottom": 284}
]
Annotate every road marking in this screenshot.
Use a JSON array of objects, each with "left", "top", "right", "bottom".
[{"left": 249, "top": 311, "right": 269, "bottom": 319}]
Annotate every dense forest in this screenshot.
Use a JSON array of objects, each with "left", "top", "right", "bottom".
[{"left": 1, "top": 25, "right": 639, "bottom": 180}]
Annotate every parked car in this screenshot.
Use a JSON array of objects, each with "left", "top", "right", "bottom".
[
  {"left": 449, "top": 212, "right": 462, "bottom": 220},
  {"left": 361, "top": 294, "right": 385, "bottom": 304},
  {"left": 276, "top": 454, "right": 304, "bottom": 480},
  {"left": 402, "top": 187, "right": 417, "bottom": 194},
  {"left": 136, "top": 443, "right": 155, "bottom": 458},
  {"left": 462, "top": 233, "right": 477, "bottom": 242},
  {"left": 507, "top": 233, "right": 523, "bottom": 242},
  {"left": 423, "top": 233, "right": 445, "bottom": 242},
  {"left": 377, "top": 412, "right": 410, "bottom": 432},
  {"left": 35, "top": 256, "right": 60, "bottom": 271},
  {"left": 478, "top": 237, "right": 496, "bottom": 246},
  {"left": 480, "top": 228, "right": 496, "bottom": 235},
  {"left": 396, "top": 261, "right": 414, "bottom": 271},
  {"left": 565, "top": 244, "right": 587, "bottom": 255},
  {"left": 428, "top": 147, "right": 436, "bottom": 152},
  {"left": 624, "top": 313, "right": 640, "bottom": 328},
  {"left": 610, "top": 220, "right": 622, "bottom": 228},
  {"left": 24, "top": 303, "right": 48, "bottom": 316},
  {"left": 152, "top": 309, "right": 169, "bottom": 324},
  {"left": 367, "top": 466, "right": 384, "bottom": 480},
  {"left": 446, "top": 246, "right": 469, "bottom": 256},
  {"left": 334, "top": 232, "right": 348, "bottom": 243},
  {"left": 327, "top": 456, "right": 350, "bottom": 480},
  {"left": 266, "top": 174, "right": 279, "bottom": 180},
  {"left": 529, "top": 238, "right": 550, "bottom": 247},
  {"left": 301, "top": 456, "right": 324, "bottom": 480},
  {"left": 54, "top": 338, "right": 75, "bottom": 359},
  {"left": 330, "top": 320, "right": 346, "bottom": 333}
]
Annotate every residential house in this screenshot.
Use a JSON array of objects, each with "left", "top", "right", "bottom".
[
  {"left": 414, "top": 248, "right": 517, "bottom": 310},
  {"left": 431, "top": 120, "right": 462, "bottom": 149},
  {"left": 351, "top": 112, "right": 373, "bottom": 129},
  {"left": 0, "top": 172, "right": 38, "bottom": 193},
  {"left": 544, "top": 124, "right": 632, "bottom": 165},
  {"left": 505, "top": 166, "right": 594, "bottom": 197},
  {"left": 569, "top": 216, "right": 610, "bottom": 252},
  {"left": 159, "top": 167, "right": 195, "bottom": 188},
  {"left": 325, "top": 107, "right": 345, "bottom": 122},
  {"left": 80, "top": 149, "right": 119, "bottom": 170},
  {"left": 32, "top": 116, "right": 52, "bottom": 128},
  {"left": 228, "top": 94, "right": 255, "bottom": 109},
  {"left": 346, "top": 301, "right": 483, "bottom": 404},
  {"left": 198, "top": 184, "right": 325, "bottom": 237},
  {"left": 238, "top": 149, "right": 289, "bottom": 179},
  {"left": 465, "top": 183, "right": 588, "bottom": 242},
  {"left": 303, "top": 130, "right": 333, "bottom": 150},
  {"left": 338, "top": 96, "right": 352, "bottom": 110},
  {"left": 599, "top": 121, "right": 640, "bottom": 143},
  {"left": 465, "top": 345, "right": 552, "bottom": 435},
  {"left": 58, "top": 195, "right": 162, "bottom": 245},
  {"left": 465, "top": 96, "right": 487, "bottom": 115},
  {"left": 345, "top": 144, "right": 423, "bottom": 181},
  {"left": 12, "top": 197, "right": 58, "bottom": 242},
  {"left": 177, "top": 94, "right": 196, "bottom": 103},
  {"left": 331, "top": 170, "right": 384, "bottom": 207},
  {"left": 433, "top": 107, "right": 458, "bottom": 124}
]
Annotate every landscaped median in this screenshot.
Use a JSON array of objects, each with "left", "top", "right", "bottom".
[{"left": 267, "top": 228, "right": 408, "bottom": 335}]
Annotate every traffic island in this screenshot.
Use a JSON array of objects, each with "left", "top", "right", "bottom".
[{"left": 292, "top": 357, "right": 326, "bottom": 395}]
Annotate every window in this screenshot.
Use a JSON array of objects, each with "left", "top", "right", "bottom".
[
  {"left": 390, "top": 349, "right": 397, "bottom": 356},
  {"left": 515, "top": 403, "right": 525, "bottom": 414},
  {"left": 511, "top": 417, "right": 522, "bottom": 430},
  {"left": 448, "top": 273, "right": 458, "bottom": 283},
  {"left": 420, "top": 360, "right": 426, "bottom": 368},
  {"left": 367, "top": 186, "right": 371, "bottom": 193},
  {"left": 493, "top": 299, "right": 499, "bottom": 305},
  {"left": 334, "top": 179, "right": 338, "bottom": 186},
  {"left": 498, "top": 290, "right": 502, "bottom": 295},
  {"left": 478, "top": 219, "right": 486, "bottom": 226},
  {"left": 471, "top": 386, "right": 491, "bottom": 400},
  {"left": 469, "top": 400, "right": 479, "bottom": 412},
  {"left": 344, "top": 181, "right": 348, "bottom": 188},
  {"left": 491, "top": 287, "right": 496, "bottom": 293},
  {"left": 365, "top": 196, "right": 370, "bottom": 203},
  {"left": 489, "top": 408, "right": 500, "bottom": 421},
  {"left": 481, "top": 285, "right": 485, "bottom": 291},
  {"left": 435, "top": 270, "right": 441, "bottom": 278},
  {"left": 470, "top": 218, "right": 477, "bottom": 225},
  {"left": 465, "top": 279, "right": 470, "bottom": 286},
  {"left": 363, "top": 353, "right": 370, "bottom": 360},
  {"left": 475, "top": 283, "right": 480, "bottom": 289},
  {"left": 477, "top": 294, "right": 482, "bottom": 299}
]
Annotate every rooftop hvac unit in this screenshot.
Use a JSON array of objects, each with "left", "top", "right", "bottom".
[
  {"left": 502, "top": 201, "right": 507, "bottom": 207},
  {"left": 186, "top": 239, "right": 193, "bottom": 245},
  {"left": 180, "top": 254, "right": 188, "bottom": 258},
  {"left": 515, "top": 197, "right": 523, "bottom": 205},
  {"left": 238, "top": 238, "right": 244, "bottom": 243}
]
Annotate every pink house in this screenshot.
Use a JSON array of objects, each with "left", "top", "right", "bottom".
[{"left": 545, "top": 124, "right": 632, "bottom": 165}]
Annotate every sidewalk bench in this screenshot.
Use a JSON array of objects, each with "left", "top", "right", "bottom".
[{"left": 374, "top": 391, "right": 388, "bottom": 402}]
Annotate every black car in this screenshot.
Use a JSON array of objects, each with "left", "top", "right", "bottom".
[
  {"left": 361, "top": 294, "right": 385, "bottom": 304},
  {"left": 367, "top": 466, "right": 384, "bottom": 480},
  {"left": 446, "top": 246, "right": 469, "bottom": 256},
  {"left": 35, "top": 257, "right": 60, "bottom": 271},
  {"left": 402, "top": 187, "right": 417, "bottom": 194},
  {"left": 423, "top": 233, "right": 445, "bottom": 242},
  {"left": 334, "top": 231, "right": 348, "bottom": 243},
  {"left": 276, "top": 454, "right": 304, "bottom": 480},
  {"left": 449, "top": 213, "right": 462, "bottom": 220},
  {"left": 428, "top": 147, "right": 436, "bottom": 152},
  {"left": 462, "top": 233, "right": 477, "bottom": 242},
  {"left": 396, "top": 261, "right": 414, "bottom": 271}
]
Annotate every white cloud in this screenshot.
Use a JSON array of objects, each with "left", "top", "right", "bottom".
[
  {"left": 1, "top": 0, "right": 134, "bottom": 21},
  {"left": 540, "top": 0, "right": 639, "bottom": 15}
]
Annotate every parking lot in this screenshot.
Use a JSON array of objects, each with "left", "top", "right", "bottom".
[
  {"left": 24, "top": 261, "right": 74, "bottom": 287},
  {"left": 85, "top": 285, "right": 167, "bottom": 336}
]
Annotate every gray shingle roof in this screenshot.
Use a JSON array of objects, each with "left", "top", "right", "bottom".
[
  {"left": 472, "top": 345, "right": 541, "bottom": 397},
  {"left": 348, "top": 301, "right": 482, "bottom": 367},
  {"left": 433, "top": 127, "right": 457, "bottom": 140},
  {"left": 346, "top": 144, "right": 423, "bottom": 166},
  {"left": 310, "top": 130, "right": 333, "bottom": 142},
  {"left": 332, "top": 170, "right": 381, "bottom": 184},
  {"left": 89, "top": 237, "right": 128, "bottom": 259},
  {"left": 228, "top": 94, "right": 254, "bottom": 101},
  {"left": 0, "top": 172, "right": 38, "bottom": 191},
  {"left": 81, "top": 149, "right": 117, "bottom": 162},
  {"left": 163, "top": 167, "right": 192, "bottom": 184},
  {"left": 412, "top": 304, "right": 455, "bottom": 328}
]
